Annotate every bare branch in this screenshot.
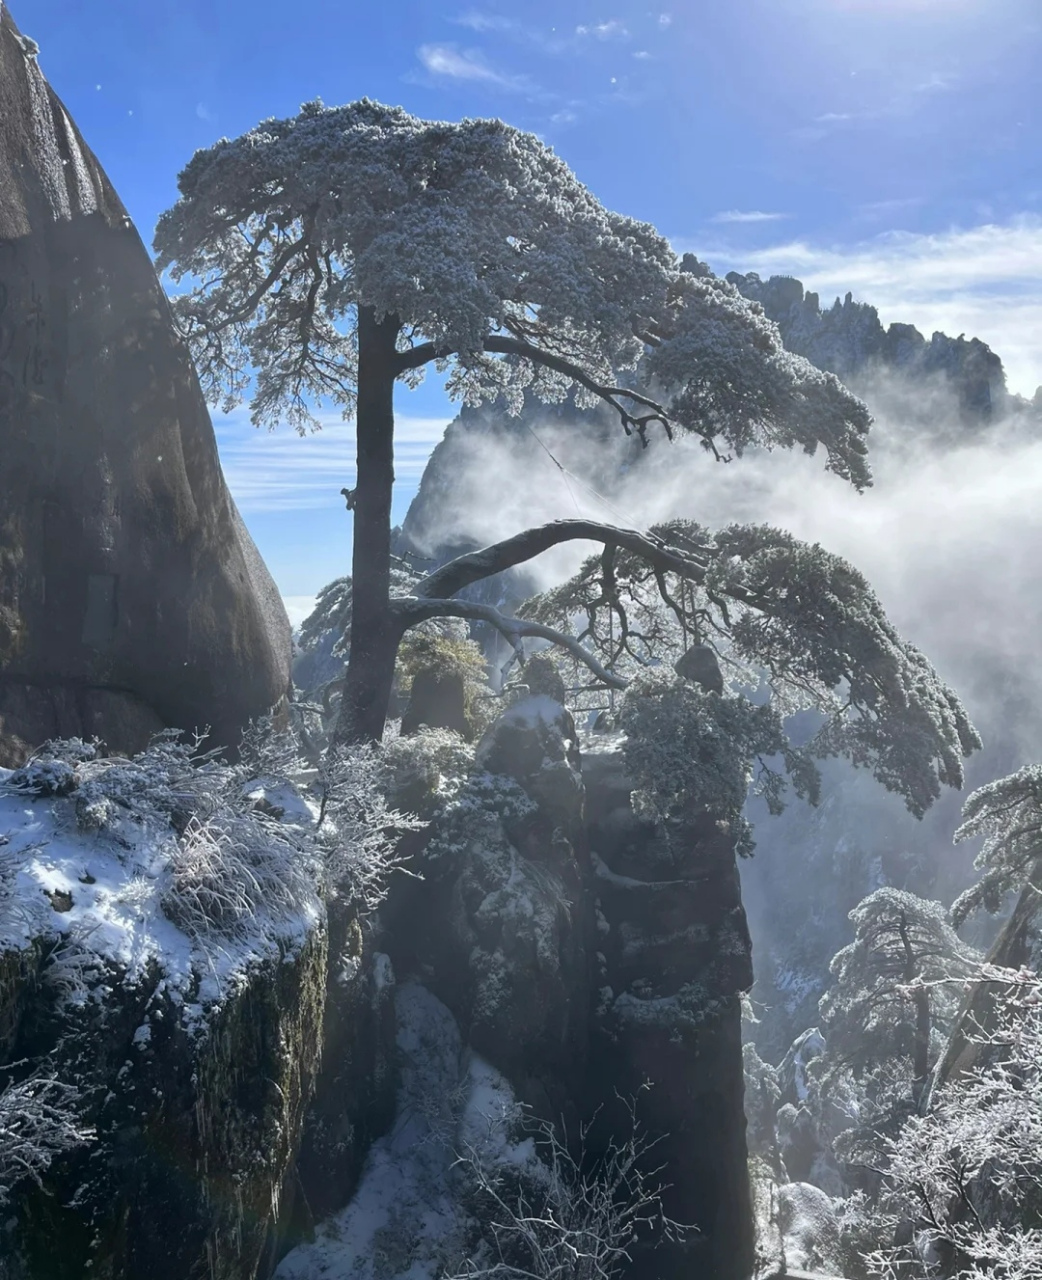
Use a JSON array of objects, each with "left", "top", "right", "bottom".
[{"left": 415, "top": 519, "right": 714, "bottom": 602}]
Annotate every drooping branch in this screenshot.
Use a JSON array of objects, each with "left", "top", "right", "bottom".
[
  {"left": 390, "top": 595, "right": 628, "bottom": 689},
  {"left": 415, "top": 519, "right": 716, "bottom": 601},
  {"left": 482, "top": 336, "right": 674, "bottom": 443}
]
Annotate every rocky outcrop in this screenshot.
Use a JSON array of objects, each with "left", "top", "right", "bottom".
[
  {"left": 0, "top": 7, "right": 291, "bottom": 765},
  {"left": 382, "top": 698, "right": 592, "bottom": 1123},
  {"left": 0, "top": 926, "right": 327, "bottom": 1280},
  {"left": 583, "top": 740, "right": 755, "bottom": 1280},
  {"left": 0, "top": 744, "right": 333, "bottom": 1280},
  {"left": 723, "top": 267, "right": 1015, "bottom": 429},
  {"left": 376, "top": 705, "right": 756, "bottom": 1280}
]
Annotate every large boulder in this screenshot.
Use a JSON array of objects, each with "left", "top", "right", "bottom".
[{"left": 0, "top": 8, "right": 291, "bottom": 764}]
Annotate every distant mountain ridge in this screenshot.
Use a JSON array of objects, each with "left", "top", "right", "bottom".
[
  {"left": 402, "top": 260, "right": 1039, "bottom": 565},
  {"left": 717, "top": 257, "right": 1039, "bottom": 426}
]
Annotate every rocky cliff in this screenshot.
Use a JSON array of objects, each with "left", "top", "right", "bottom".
[
  {"left": 278, "top": 701, "right": 757, "bottom": 1280},
  {"left": 0, "top": 7, "right": 291, "bottom": 765}
]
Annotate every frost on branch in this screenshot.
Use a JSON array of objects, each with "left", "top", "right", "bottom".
[
  {"left": 0, "top": 726, "right": 417, "bottom": 956},
  {"left": 818, "top": 888, "right": 979, "bottom": 1083},
  {"left": 447, "top": 1092, "right": 691, "bottom": 1280},
  {"left": 646, "top": 271, "right": 871, "bottom": 487},
  {"left": 951, "top": 764, "right": 1042, "bottom": 926},
  {"left": 522, "top": 519, "right": 979, "bottom": 819},
  {"left": 154, "top": 99, "right": 870, "bottom": 479},
  {"left": 855, "top": 976, "right": 1042, "bottom": 1280},
  {"left": 619, "top": 673, "right": 817, "bottom": 858},
  {"left": 313, "top": 741, "right": 423, "bottom": 908},
  {"left": 0, "top": 1074, "right": 94, "bottom": 1205}
]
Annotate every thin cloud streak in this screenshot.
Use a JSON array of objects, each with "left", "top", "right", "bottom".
[
  {"left": 575, "top": 20, "right": 629, "bottom": 40},
  {"left": 416, "top": 43, "right": 534, "bottom": 92},
  {"left": 711, "top": 210, "right": 790, "bottom": 225},
  {"left": 215, "top": 413, "right": 451, "bottom": 514}
]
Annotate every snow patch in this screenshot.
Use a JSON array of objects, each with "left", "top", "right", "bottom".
[
  {"left": 276, "top": 983, "right": 538, "bottom": 1280},
  {"left": 0, "top": 752, "right": 322, "bottom": 1029}
]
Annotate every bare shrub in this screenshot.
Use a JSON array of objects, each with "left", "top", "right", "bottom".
[
  {"left": 0, "top": 1074, "right": 94, "bottom": 1204},
  {"left": 448, "top": 1095, "right": 692, "bottom": 1280}
]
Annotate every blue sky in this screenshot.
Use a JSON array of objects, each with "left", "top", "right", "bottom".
[{"left": 22, "top": 0, "right": 1042, "bottom": 616}]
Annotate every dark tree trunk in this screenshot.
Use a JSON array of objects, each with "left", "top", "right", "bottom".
[
  {"left": 897, "top": 912, "right": 932, "bottom": 1102},
  {"left": 335, "top": 307, "right": 404, "bottom": 745},
  {"left": 912, "top": 983, "right": 931, "bottom": 1102}
]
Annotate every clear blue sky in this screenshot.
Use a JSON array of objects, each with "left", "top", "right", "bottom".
[{"left": 22, "top": 0, "right": 1042, "bottom": 615}]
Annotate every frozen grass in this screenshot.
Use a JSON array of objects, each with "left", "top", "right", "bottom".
[
  {"left": 0, "top": 723, "right": 416, "bottom": 1029},
  {"left": 160, "top": 812, "right": 315, "bottom": 943}
]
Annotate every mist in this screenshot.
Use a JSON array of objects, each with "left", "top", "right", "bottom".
[{"left": 404, "top": 374, "right": 1042, "bottom": 1050}]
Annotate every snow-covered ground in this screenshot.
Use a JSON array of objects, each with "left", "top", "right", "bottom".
[{"left": 0, "top": 742, "right": 322, "bottom": 1030}]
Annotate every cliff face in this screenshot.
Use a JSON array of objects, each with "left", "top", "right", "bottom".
[
  {"left": 0, "top": 747, "right": 329, "bottom": 1280},
  {"left": 583, "top": 740, "right": 754, "bottom": 1280},
  {"left": 317, "top": 702, "right": 758, "bottom": 1280},
  {"left": 0, "top": 7, "right": 291, "bottom": 764}
]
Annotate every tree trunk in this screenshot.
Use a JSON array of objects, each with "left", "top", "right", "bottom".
[
  {"left": 897, "top": 911, "right": 932, "bottom": 1102},
  {"left": 334, "top": 307, "right": 404, "bottom": 745},
  {"left": 912, "top": 983, "right": 931, "bottom": 1103}
]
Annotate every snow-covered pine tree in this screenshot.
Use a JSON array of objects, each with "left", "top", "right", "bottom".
[
  {"left": 155, "top": 99, "right": 977, "bottom": 822},
  {"left": 820, "top": 888, "right": 979, "bottom": 1099},
  {"left": 952, "top": 764, "right": 1042, "bottom": 925}
]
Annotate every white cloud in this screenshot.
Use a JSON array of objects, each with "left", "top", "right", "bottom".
[
  {"left": 215, "top": 412, "right": 451, "bottom": 514},
  {"left": 711, "top": 210, "right": 790, "bottom": 225},
  {"left": 697, "top": 216, "right": 1042, "bottom": 395},
  {"left": 576, "top": 20, "right": 629, "bottom": 40},
  {"left": 454, "top": 12, "right": 521, "bottom": 34},
  {"left": 914, "top": 72, "right": 953, "bottom": 93},
  {"left": 281, "top": 595, "right": 317, "bottom": 629},
  {"left": 416, "top": 43, "right": 530, "bottom": 91}
]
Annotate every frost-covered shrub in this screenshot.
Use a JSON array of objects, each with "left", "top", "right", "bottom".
[
  {"left": 161, "top": 812, "right": 315, "bottom": 942},
  {"left": 448, "top": 1094, "right": 690, "bottom": 1280},
  {"left": 60, "top": 730, "right": 230, "bottom": 835},
  {"left": 0, "top": 1074, "right": 94, "bottom": 1205},
  {"left": 313, "top": 742, "right": 424, "bottom": 908},
  {"left": 1, "top": 727, "right": 417, "bottom": 945},
  {"left": 6, "top": 739, "right": 94, "bottom": 797},
  {"left": 237, "top": 713, "right": 307, "bottom": 782},
  {"left": 378, "top": 728, "right": 475, "bottom": 820},
  {"left": 425, "top": 772, "right": 538, "bottom": 864},
  {"left": 619, "top": 673, "right": 818, "bottom": 856}
]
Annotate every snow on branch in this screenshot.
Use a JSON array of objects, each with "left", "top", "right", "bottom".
[
  {"left": 154, "top": 99, "right": 870, "bottom": 484},
  {"left": 952, "top": 764, "right": 1042, "bottom": 925},
  {"left": 413, "top": 519, "right": 712, "bottom": 603},
  {"left": 446, "top": 1092, "right": 692, "bottom": 1280},
  {"left": 0, "top": 1074, "right": 94, "bottom": 1204}
]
